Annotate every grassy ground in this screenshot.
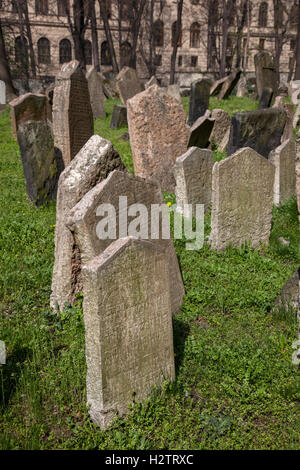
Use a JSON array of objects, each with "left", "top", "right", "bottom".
[{"left": 0, "top": 96, "right": 300, "bottom": 450}]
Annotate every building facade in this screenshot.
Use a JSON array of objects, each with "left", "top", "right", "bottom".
[{"left": 0, "top": 0, "right": 298, "bottom": 88}]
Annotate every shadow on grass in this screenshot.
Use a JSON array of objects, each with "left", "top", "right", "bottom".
[{"left": 173, "top": 317, "right": 190, "bottom": 374}]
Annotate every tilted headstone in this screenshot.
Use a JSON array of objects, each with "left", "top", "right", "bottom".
[
  {"left": 210, "top": 76, "right": 227, "bottom": 96},
  {"left": 227, "top": 108, "right": 286, "bottom": 158},
  {"left": 17, "top": 121, "right": 60, "bottom": 207},
  {"left": 209, "top": 109, "right": 231, "bottom": 150},
  {"left": 254, "top": 51, "right": 277, "bottom": 101},
  {"left": 110, "top": 105, "right": 127, "bottom": 129},
  {"left": 67, "top": 170, "right": 185, "bottom": 316},
  {"left": 115, "top": 66, "right": 142, "bottom": 105},
  {"left": 167, "top": 84, "right": 181, "bottom": 102},
  {"left": 0, "top": 80, "right": 6, "bottom": 105},
  {"left": 52, "top": 60, "right": 94, "bottom": 168},
  {"left": 188, "top": 115, "right": 215, "bottom": 149},
  {"left": 258, "top": 87, "right": 274, "bottom": 109},
  {"left": 50, "top": 135, "right": 126, "bottom": 312},
  {"left": 10, "top": 92, "right": 48, "bottom": 140},
  {"left": 127, "top": 85, "right": 189, "bottom": 192},
  {"left": 188, "top": 78, "right": 212, "bottom": 126},
  {"left": 174, "top": 147, "right": 214, "bottom": 214},
  {"left": 82, "top": 236, "right": 175, "bottom": 429},
  {"left": 218, "top": 69, "right": 241, "bottom": 100},
  {"left": 269, "top": 139, "right": 296, "bottom": 206},
  {"left": 210, "top": 147, "right": 275, "bottom": 251},
  {"left": 86, "top": 67, "right": 106, "bottom": 118},
  {"left": 145, "top": 75, "right": 158, "bottom": 89}
]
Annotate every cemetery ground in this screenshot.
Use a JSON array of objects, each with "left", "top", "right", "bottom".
[{"left": 1, "top": 96, "right": 300, "bottom": 450}]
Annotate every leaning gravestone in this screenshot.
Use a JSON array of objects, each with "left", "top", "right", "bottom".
[
  {"left": 174, "top": 147, "right": 214, "bottom": 214},
  {"left": 188, "top": 115, "right": 215, "bottom": 149},
  {"left": 127, "top": 85, "right": 189, "bottom": 192},
  {"left": 52, "top": 60, "right": 94, "bottom": 168},
  {"left": 86, "top": 67, "right": 106, "bottom": 118},
  {"left": 82, "top": 236, "right": 175, "bottom": 430},
  {"left": 210, "top": 76, "right": 227, "bottom": 96},
  {"left": 167, "top": 84, "right": 181, "bottom": 102},
  {"left": 67, "top": 170, "right": 185, "bottom": 316},
  {"left": 227, "top": 108, "right": 286, "bottom": 158},
  {"left": 218, "top": 69, "right": 241, "bottom": 100},
  {"left": 17, "top": 121, "right": 60, "bottom": 207},
  {"left": 269, "top": 139, "right": 296, "bottom": 206},
  {"left": 110, "top": 104, "right": 127, "bottom": 129},
  {"left": 210, "top": 147, "right": 275, "bottom": 251},
  {"left": 10, "top": 93, "right": 48, "bottom": 140},
  {"left": 258, "top": 87, "right": 274, "bottom": 109},
  {"left": 115, "top": 66, "right": 142, "bottom": 105},
  {"left": 209, "top": 109, "right": 231, "bottom": 150},
  {"left": 254, "top": 51, "right": 277, "bottom": 101},
  {"left": 50, "top": 135, "right": 126, "bottom": 312},
  {"left": 0, "top": 80, "right": 5, "bottom": 105},
  {"left": 188, "top": 78, "right": 212, "bottom": 126}
]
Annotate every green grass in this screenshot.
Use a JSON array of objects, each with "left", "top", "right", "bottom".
[{"left": 0, "top": 96, "right": 300, "bottom": 450}]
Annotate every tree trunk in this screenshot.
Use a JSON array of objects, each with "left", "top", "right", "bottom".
[
  {"left": 99, "top": 0, "right": 119, "bottom": 73},
  {"left": 129, "top": 0, "right": 147, "bottom": 69},
  {"left": 0, "top": 19, "right": 17, "bottom": 98},
  {"left": 170, "top": 0, "right": 183, "bottom": 85},
  {"left": 220, "top": 0, "right": 232, "bottom": 77},
  {"left": 90, "top": 0, "right": 100, "bottom": 71},
  {"left": 273, "top": 0, "right": 282, "bottom": 86},
  {"left": 23, "top": 0, "right": 36, "bottom": 78},
  {"left": 73, "top": 0, "right": 87, "bottom": 68}
]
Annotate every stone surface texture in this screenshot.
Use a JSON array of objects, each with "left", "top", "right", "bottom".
[
  {"left": 10, "top": 92, "right": 48, "bottom": 140},
  {"left": 86, "top": 67, "right": 106, "bottom": 118},
  {"left": 188, "top": 78, "right": 211, "bottom": 126},
  {"left": 269, "top": 139, "right": 296, "bottom": 206},
  {"left": 115, "top": 66, "right": 142, "bottom": 104}
]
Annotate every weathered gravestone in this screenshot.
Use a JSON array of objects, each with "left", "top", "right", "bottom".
[
  {"left": 188, "top": 78, "right": 212, "bottom": 126},
  {"left": 174, "top": 147, "right": 214, "bottom": 214},
  {"left": 269, "top": 139, "right": 296, "bottom": 206},
  {"left": 52, "top": 60, "right": 94, "bottom": 168},
  {"left": 167, "top": 84, "right": 181, "bottom": 102},
  {"left": 236, "top": 75, "right": 248, "bottom": 97},
  {"left": 218, "top": 69, "right": 241, "bottom": 100},
  {"left": 67, "top": 170, "right": 185, "bottom": 315},
  {"left": 17, "top": 121, "right": 60, "bottom": 206},
  {"left": 209, "top": 109, "right": 231, "bottom": 150},
  {"left": 210, "top": 147, "right": 275, "bottom": 251},
  {"left": 127, "top": 85, "right": 189, "bottom": 192},
  {"left": 145, "top": 75, "right": 159, "bottom": 89},
  {"left": 86, "top": 67, "right": 106, "bottom": 118},
  {"left": 254, "top": 51, "right": 277, "bottom": 101},
  {"left": 258, "top": 87, "right": 274, "bottom": 109},
  {"left": 110, "top": 105, "right": 127, "bottom": 129},
  {"left": 188, "top": 115, "right": 215, "bottom": 149},
  {"left": 282, "top": 103, "right": 294, "bottom": 143},
  {"left": 116, "top": 66, "right": 142, "bottom": 105},
  {"left": 210, "top": 76, "right": 227, "bottom": 96},
  {"left": 0, "top": 80, "right": 5, "bottom": 105},
  {"left": 50, "top": 135, "right": 126, "bottom": 312},
  {"left": 82, "top": 236, "right": 175, "bottom": 430},
  {"left": 10, "top": 93, "right": 48, "bottom": 140},
  {"left": 227, "top": 108, "right": 286, "bottom": 158}
]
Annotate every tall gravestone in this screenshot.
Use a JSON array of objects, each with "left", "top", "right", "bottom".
[
  {"left": 110, "top": 105, "right": 127, "bottom": 129},
  {"left": 227, "top": 108, "right": 286, "bottom": 158},
  {"left": 254, "top": 51, "right": 277, "bottom": 101},
  {"left": 174, "top": 147, "right": 214, "bottom": 214},
  {"left": 188, "top": 78, "right": 212, "bottom": 126},
  {"left": 82, "top": 236, "right": 175, "bottom": 429},
  {"left": 86, "top": 67, "right": 106, "bottom": 118},
  {"left": 127, "top": 85, "right": 189, "bottom": 192},
  {"left": 210, "top": 147, "right": 275, "bottom": 251},
  {"left": 115, "top": 66, "right": 142, "bottom": 105},
  {"left": 17, "top": 121, "right": 60, "bottom": 206},
  {"left": 52, "top": 60, "right": 94, "bottom": 168},
  {"left": 269, "top": 139, "right": 296, "bottom": 206},
  {"left": 10, "top": 93, "right": 48, "bottom": 140},
  {"left": 50, "top": 135, "right": 126, "bottom": 312},
  {"left": 67, "top": 170, "right": 185, "bottom": 316}
]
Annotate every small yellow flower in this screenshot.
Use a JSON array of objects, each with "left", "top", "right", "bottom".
[{"left": 167, "top": 201, "right": 172, "bottom": 206}]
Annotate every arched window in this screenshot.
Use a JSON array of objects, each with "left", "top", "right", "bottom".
[
  {"left": 120, "top": 41, "right": 132, "bottom": 68},
  {"left": 153, "top": 20, "right": 164, "bottom": 47},
  {"left": 15, "top": 36, "right": 28, "bottom": 64},
  {"left": 35, "top": 0, "right": 48, "bottom": 15},
  {"left": 101, "top": 41, "right": 111, "bottom": 65},
  {"left": 59, "top": 38, "right": 72, "bottom": 64},
  {"left": 190, "top": 22, "right": 200, "bottom": 48},
  {"left": 84, "top": 39, "right": 92, "bottom": 65},
  {"left": 57, "top": 0, "right": 69, "bottom": 16},
  {"left": 258, "top": 2, "right": 268, "bottom": 27},
  {"left": 172, "top": 21, "right": 182, "bottom": 47},
  {"left": 290, "top": 3, "right": 298, "bottom": 27},
  {"left": 38, "top": 37, "right": 50, "bottom": 64}
]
